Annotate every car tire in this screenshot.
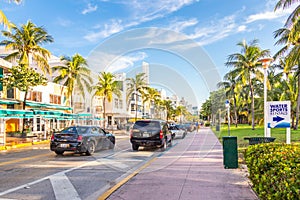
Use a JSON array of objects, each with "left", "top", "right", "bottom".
[
  {"left": 132, "top": 143, "right": 139, "bottom": 151},
  {"left": 86, "top": 142, "right": 95, "bottom": 156},
  {"left": 55, "top": 150, "right": 64, "bottom": 155}
]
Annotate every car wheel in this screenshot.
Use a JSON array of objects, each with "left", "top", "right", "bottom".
[
  {"left": 132, "top": 143, "right": 139, "bottom": 151},
  {"left": 55, "top": 150, "right": 64, "bottom": 155},
  {"left": 86, "top": 142, "right": 95, "bottom": 156}
]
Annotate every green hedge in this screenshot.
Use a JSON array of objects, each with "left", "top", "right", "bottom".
[{"left": 244, "top": 143, "right": 300, "bottom": 199}]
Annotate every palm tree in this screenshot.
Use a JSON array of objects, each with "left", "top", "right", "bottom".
[
  {"left": 218, "top": 70, "right": 239, "bottom": 127},
  {"left": 141, "top": 87, "right": 161, "bottom": 118},
  {"left": 0, "top": 0, "right": 21, "bottom": 29},
  {"left": 225, "top": 39, "right": 270, "bottom": 130},
  {"left": 126, "top": 73, "right": 148, "bottom": 121},
  {"left": 161, "top": 99, "right": 174, "bottom": 122},
  {"left": 175, "top": 105, "right": 187, "bottom": 124},
  {"left": 91, "top": 72, "right": 121, "bottom": 127},
  {"left": 52, "top": 54, "right": 92, "bottom": 108},
  {"left": 1, "top": 20, "right": 54, "bottom": 74}
]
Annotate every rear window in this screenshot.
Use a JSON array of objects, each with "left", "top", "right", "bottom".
[
  {"left": 133, "top": 121, "right": 161, "bottom": 129},
  {"left": 60, "top": 126, "right": 89, "bottom": 135}
]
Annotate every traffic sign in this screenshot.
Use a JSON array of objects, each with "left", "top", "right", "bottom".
[{"left": 267, "top": 101, "right": 290, "bottom": 128}]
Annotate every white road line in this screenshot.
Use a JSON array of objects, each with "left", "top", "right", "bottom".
[{"left": 50, "top": 172, "right": 81, "bottom": 200}]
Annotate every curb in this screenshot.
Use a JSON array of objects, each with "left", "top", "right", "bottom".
[{"left": 0, "top": 140, "right": 50, "bottom": 151}]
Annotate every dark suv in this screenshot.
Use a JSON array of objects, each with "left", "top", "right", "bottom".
[{"left": 130, "top": 119, "right": 172, "bottom": 151}]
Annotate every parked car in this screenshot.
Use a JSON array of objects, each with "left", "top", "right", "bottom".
[
  {"left": 130, "top": 119, "right": 172, "bottom": 151},
  {"left": 169, "top": 124, "right": 187, "bottom": 139},
  {"left": 50, "top": 125, "right": 115, "bottom": 156}
]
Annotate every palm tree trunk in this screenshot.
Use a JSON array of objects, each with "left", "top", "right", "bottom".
[
  {"left": 249, "top": 79, "right": 255, "bottom": 130},
  {"left": 21, "top": 90, "right": 28, "bottom": 137},
  {"left": 233, "top": 95, "right": 238, "bottom": 127},
  {"left": 103, "top": 97, "right": 106, "bottom": 128},
  {"left": 295, "top": 75, "right": 300, "bottom": 130},
  {"left": 135, "top": 91, "right": 138, "bottom": 121}
]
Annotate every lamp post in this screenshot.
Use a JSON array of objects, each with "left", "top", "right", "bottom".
[{"left": 259, "top": 57, "right": 273, "bottom": 137}]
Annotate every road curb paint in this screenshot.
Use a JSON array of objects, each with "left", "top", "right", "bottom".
[{"left": 98, "top": 157, "right": 157, "bottom": 200}]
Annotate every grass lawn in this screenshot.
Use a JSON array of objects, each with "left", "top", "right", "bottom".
[{"left": 213, "top": 124, "right": 300, "bottom": 148}]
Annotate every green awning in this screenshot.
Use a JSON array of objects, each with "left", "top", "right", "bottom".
[
  {"left": 77, "top": 113, "right": 92, "bottom": 117},
  {"left": 0, "top": 109, "right": 34, "bottom": 118},
  {"left": 25, "top": 101, "right": 73, "bottom": 110},
  {"left": 0, "top": 99, "right": 20, "bottom": 105}
]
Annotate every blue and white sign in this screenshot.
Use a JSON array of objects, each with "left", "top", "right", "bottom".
[{"left": 267, "top": 101, "right": 290, "bottom": 128}]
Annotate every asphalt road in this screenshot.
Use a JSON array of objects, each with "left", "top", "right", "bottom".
[{"left": 0, "top": 134, "right": 180, "bottom": 200}]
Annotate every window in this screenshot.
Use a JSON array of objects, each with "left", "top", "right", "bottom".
[
  {"left": 27, "top": 91, "right": 42, "bottom": 102},
  {"left": 50, "top": 94, "right": 61, "bottom": 104},
  {"left": 114, "top": 98, "right": 119, "bottom": 109}
]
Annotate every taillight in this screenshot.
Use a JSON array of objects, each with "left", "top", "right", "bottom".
[
  {"left": 130, "top": 129, "right": 133, "bottom": 139},
  {"left": 77, "top": 135, "right": 83, "bottom": 142},
  {"left": 159, "top": 130, "right": 163, "bottom": 139},
  {"left": 51, "top": 134, "right": 54, "bottom": 141}
]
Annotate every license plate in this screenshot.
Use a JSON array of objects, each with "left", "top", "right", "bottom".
[
  {"left": 143, "top": 133, "right": 149, "bottom": 137},
  {"left": 59, "top": 144, "right": 69, "bottom": 148}
]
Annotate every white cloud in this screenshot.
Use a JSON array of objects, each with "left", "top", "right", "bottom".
[
  {"left": 82, "top": 3, "right": 98, "bottom": 15},
  {"left": 246, "top": 4, "right": 296, "bottom": 23},
  {"left": 237, "top": 25, "right": 247, "bottom": 32},
  {"left": 84, "top": 0, "right": 198, "bottom": 42},
  {"left": 106, "top": 52, "right": 148, "bottom": 72},
  {"left": 168, "top": 18, "right": 198, "bottom": 32},
  {"left": 84, "top": 19, "right": 123, "bottom": 41}
]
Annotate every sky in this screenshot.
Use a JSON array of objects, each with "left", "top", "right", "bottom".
[{"left": 0, "top": 0, "right": 296, "bottom": 107}]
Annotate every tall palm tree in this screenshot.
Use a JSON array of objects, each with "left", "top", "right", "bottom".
[
  {"left": 52, "top": 54, "right": 92, "bottom": 108},
  {"left": 161, "top": 99, "right": 174, "bottom": 122},
  {"left": 218, "top": 70, "right": 239, "bottom": 127},
  {"left": 274, "top": 27, "right": 300, "bottom": 129},
  {"left": 91, "top": 72, "right": 121, "bottom": 126},
  {"left": 175, "top": 105, "right": 187, "bottom": 124},
  {"left": 126, "top": 73, "right": 148, "bottom": 121},
  {"left": 1, "top": 20, "right": 54, "bottom": 74},
  {"left": 141, "top": 87, "right": 161, "bottom": 118},
  {"left": 225, "top": 39, "right": 270, "bottom": 130}
]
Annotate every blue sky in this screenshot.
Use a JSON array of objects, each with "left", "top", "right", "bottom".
[{"left": 0, "top": 0, "right": 295, "bottom": 107}]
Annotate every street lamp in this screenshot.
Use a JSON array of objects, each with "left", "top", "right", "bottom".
[{"left": 259, "top": 57, "right": 273, "bottom": 137}]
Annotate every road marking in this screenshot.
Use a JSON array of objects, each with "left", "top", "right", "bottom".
[
  {"left": 0, "top": 153, "right": 51, "bottom": 167},
  {"left": 50, "top": 172, "right": 81, "bottom": 200},
  {"left": 98, "top": 156, "right": 157, "bottom": 200}
]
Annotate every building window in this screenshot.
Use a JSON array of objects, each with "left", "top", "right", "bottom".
[
  {"left": 27, "top": 91, "right": 42, "bottom": 102},
  {"left": 131, "top": 104, "right": 135, "bottom": 111},
  {"left": 119, "top": 99, "right": 123, "bottom": 109},
  {"left": 50, "top": 94, "right": 61, "bottom": 104},
  {"left": 114, "top": 98, "right": 119, "bottom": 109}
]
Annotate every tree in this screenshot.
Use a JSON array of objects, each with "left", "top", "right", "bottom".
[
  {"left": 91, "top": 72, "right": 121, "bottom": 127},
  {"left": 175, "top": 105, "right": 187, "bottom": 124},
  {"left": 2, "top": 64, "right": 47, "bottom": 135},
  {"left": 126, "top": 73, "right": 148, "bottom": 121},
  {"left": 217, "top": 71, "right": 239, "bottom": 127},
  {"left": 161, "top": 100, "right": 174, "bottom": 122},
  {"left": 52, "top": 54, "right": 92, "bottom": 108},
  {"left": 1, "top": 20, "right": 54, "bottom": 74},
  {"left": 225, "top": 39, "right": 270, "bottom": 130},
  {"left": 140, "top": 87, "right": 161, "bottom": 118}
]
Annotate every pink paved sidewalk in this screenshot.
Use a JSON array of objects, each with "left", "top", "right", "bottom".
[{"left": 107, "top": 128, "right": 258, "bottom": 200}]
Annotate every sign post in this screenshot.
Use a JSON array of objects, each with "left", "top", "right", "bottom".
[{"left": 266, "top": 101, "right": 291, "bottom": 144}]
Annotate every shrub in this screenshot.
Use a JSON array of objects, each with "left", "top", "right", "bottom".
[{"left": 245, "top": 143, "right": 300, "bottom": 199}]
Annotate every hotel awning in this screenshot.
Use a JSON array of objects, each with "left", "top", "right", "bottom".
[
  {"left": 0, "top": 99, "right": 21, "bottom": 105},
  {"left": 25, "top": 101, "right": 73, "bottom": 110}
]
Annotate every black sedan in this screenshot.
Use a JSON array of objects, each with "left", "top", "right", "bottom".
[{"left": 50, "top": 125, "right": 115, "bottom": 156}]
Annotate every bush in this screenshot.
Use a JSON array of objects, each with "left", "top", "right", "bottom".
[
  {"left": 245, "top": 143, "right": 300, "bottom": 199},
  {"left": 204, "top": 122, "right": 210, "bottom": 127}
]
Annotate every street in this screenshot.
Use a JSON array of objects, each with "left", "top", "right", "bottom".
[{"left": 0, "top": 134, "right": 180, "bottom": 200}]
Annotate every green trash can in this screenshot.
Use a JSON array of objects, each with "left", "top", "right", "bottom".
[
  {"left": 222, "top": 136, "right": 238, "bottom": 169},
  {"left": 126, "top": 125, "right": 130, "bottom": 132}
]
